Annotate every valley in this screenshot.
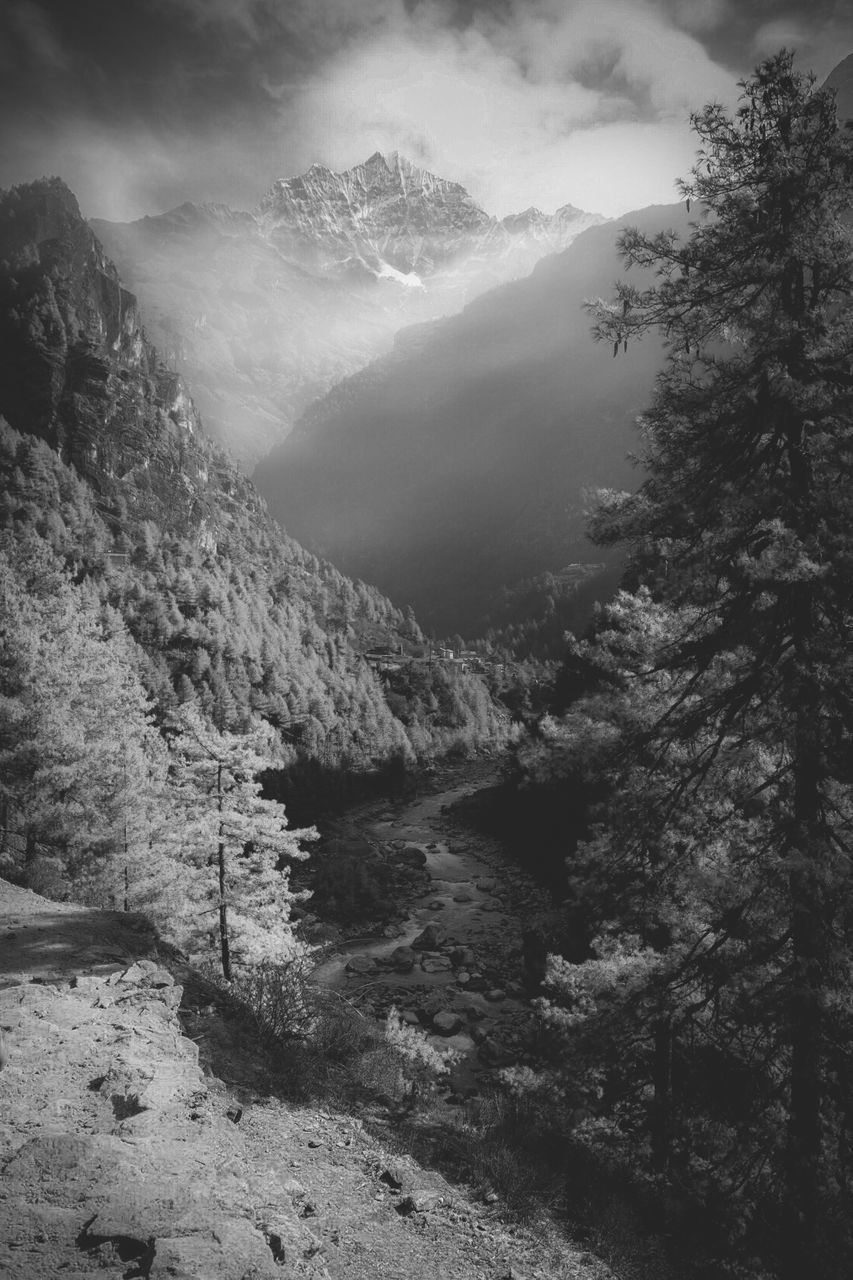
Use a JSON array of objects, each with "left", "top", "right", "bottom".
[
  {"left": 3, "top": 34, "right": 853, "bottom": 1280},
  {"left": 255, "top": 204, "right": 685, "bottom": 635}
]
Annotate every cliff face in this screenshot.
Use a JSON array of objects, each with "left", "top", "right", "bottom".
[{"left": 0, "top": 178, "right": 207, "bottom": 528}]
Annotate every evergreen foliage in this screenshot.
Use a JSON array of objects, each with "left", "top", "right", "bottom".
[
  {"left": 518, "top": 53, "right": 853, "bottom": 1278},
  {"left": 0, "top": 417, "right": 506, "bottom": 767},
  {"left": 166, "top": 703, "right": 316, "bottom": 978},
  {"left": 0, "top": 540, "right": 170, "bottom": 906}
]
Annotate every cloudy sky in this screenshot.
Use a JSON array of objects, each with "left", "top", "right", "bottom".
[{"left": 0, "top": 1, "right": 849, "bottom": 222}]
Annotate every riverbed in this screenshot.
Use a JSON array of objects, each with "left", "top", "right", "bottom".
[{"left": 310, "top": 763, "right": 552, "bottom": 1089}]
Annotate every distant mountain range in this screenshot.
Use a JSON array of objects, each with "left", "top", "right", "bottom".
[
  {"left": 257, "top": 151, "right": 602, "bottom": 283},
  {"left": 93, "top": 153, "right": 602, "bottom": 465}
]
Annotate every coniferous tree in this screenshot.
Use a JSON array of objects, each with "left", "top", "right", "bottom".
[
  {"left": 166, "top": 704, "right": 316, "bottom": 978},
  {"left": 535, "top": 51, "right": 853, "bottom": 1276},
  {"left": 0, "top": 544, "right": 169, "bottom": 901}
]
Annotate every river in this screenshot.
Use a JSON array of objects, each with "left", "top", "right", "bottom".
[{"left": 310, "top": 762, "right": 552, "bottom": 1091}]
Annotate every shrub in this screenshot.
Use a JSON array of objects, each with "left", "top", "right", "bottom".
[
  {"left": 229, "top": 952, "right": 317, "bottom": 1044},
  {"left": 311, "top": 990, "right": 378, "bottom": 1064},
  {"left": 383, "top": 1005, "right": 459, "bottom": 1102}
]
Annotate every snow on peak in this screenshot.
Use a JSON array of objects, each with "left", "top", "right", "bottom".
[
  {"left": 255, "top": 153, "right": 604, "bottom": 284},
  {"left": 375, "top": 260, "right": 425, "bottom": 289}
]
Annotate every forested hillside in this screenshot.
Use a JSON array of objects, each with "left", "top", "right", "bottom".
[{"left": 0, "top": 177, "right": 506, "bottom": 969}]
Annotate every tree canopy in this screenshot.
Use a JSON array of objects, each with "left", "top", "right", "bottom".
[{"left": 521, "top": 51, "right": 853, "bottom": 1279}]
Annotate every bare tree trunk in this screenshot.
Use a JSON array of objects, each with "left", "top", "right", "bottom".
[
  {"left": 122, "top": 745, "right": 129, "bottom": 912},
  {"left": 781, "top": 656, "right": 824, "bottom": 1278},
  {"left": 217, "top": 761, "right": 232, "bottom": 981},
  {"left": 651, "top": 1017, "right": 673, "bottom": 1176}
]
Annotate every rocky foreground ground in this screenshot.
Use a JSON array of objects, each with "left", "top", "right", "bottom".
[{"left": 0, "top": 878, "right": 613, "bottom": 1280}]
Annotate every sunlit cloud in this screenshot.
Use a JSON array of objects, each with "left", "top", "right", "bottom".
[{"left": 285, "top": 0, "right": 737, "bottom": 216}]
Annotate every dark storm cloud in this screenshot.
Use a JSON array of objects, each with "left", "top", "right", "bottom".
[{"left": 0, "top": 1, "right": 849, "bottom": 221}]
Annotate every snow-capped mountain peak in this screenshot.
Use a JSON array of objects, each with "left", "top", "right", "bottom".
[{"left": 256, "top": 153, "right": 604, "bottom": 283}]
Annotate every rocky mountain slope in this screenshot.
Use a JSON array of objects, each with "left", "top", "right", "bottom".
[
  {"left": 0, "top": 878, "right": 611, "bottom": 1280},
  {"left": 258, "top": 151, "right": 492, "bottom": 277},
  {"left": 258, "top": 151, "right": 601, "bottom": 284},
  {"left": 0, "top": 178, "right": 203, "bottom": 517},
  {"left": 254, "top": 203, "right": 690, "bottom": 637},
  {"left": 93, "top": 154, "right": 602, "bottom": 464}
]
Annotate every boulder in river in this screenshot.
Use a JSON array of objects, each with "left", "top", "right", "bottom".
[
  {"left": 396, "top": 845, "right": 428, "bottom": 868},
  {"left": 421, "top": 991, "right": 448, "bottom": 1017},
  {"left": 412, "top": 924, "right": 446, "bottom": 951},
  {"left": 345, "top": 955, "right": 375, "bottom": 975},
  {"left": 421, "top": 956, "right": 452, "bottom": 973},
  {"left": 389, "top": 946, "right": 417, "bottom": 973},
  {"left": 432, "top": 1011, "right": 463, "bottom": 1037}
]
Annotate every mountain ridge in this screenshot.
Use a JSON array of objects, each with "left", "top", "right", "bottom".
[
  {"left": 256, "top": 150, "right": 602, "bottom": 281},
  {"left": 253, "top": 201, "right": 691, "bottom": 637}
]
